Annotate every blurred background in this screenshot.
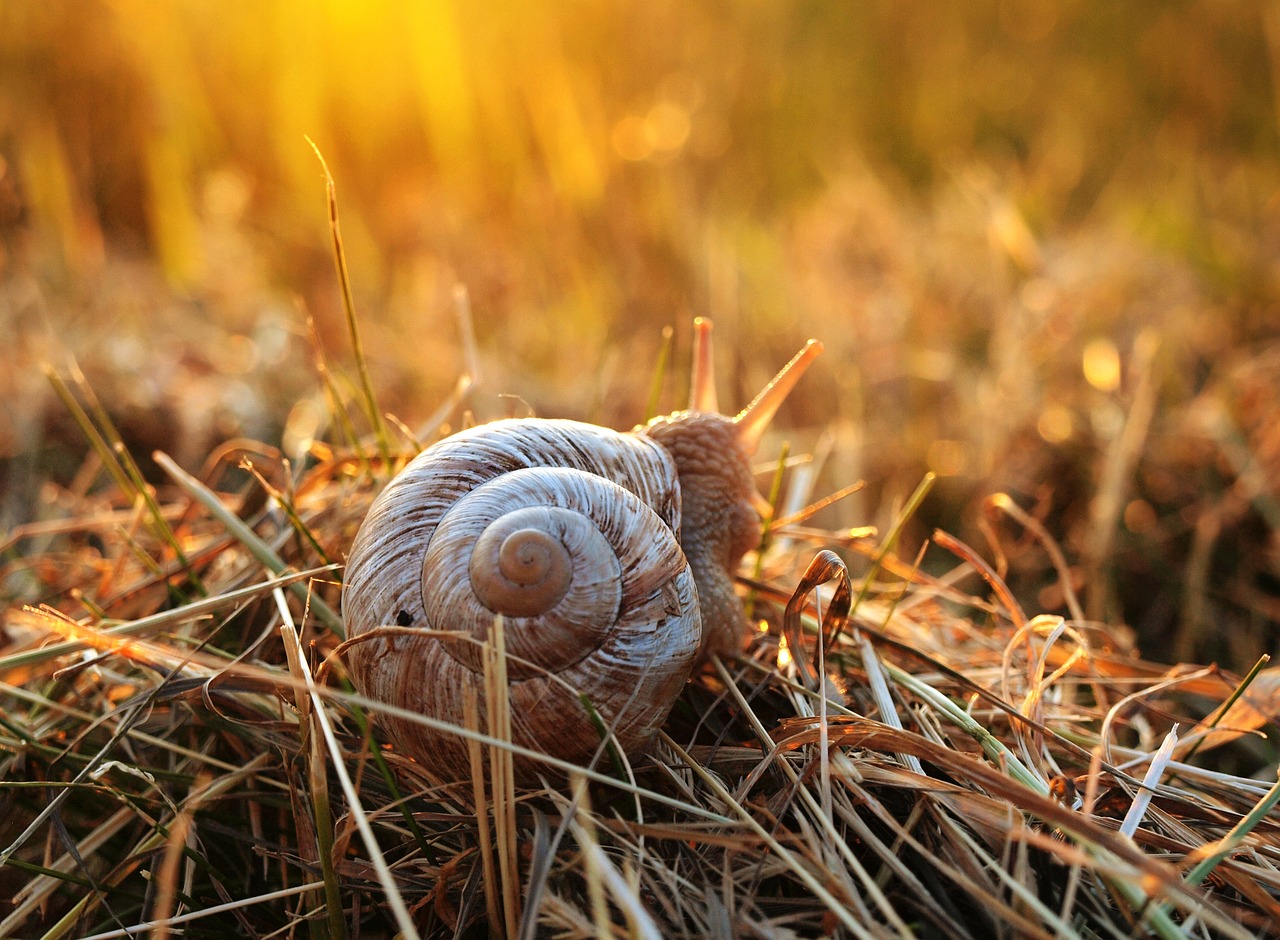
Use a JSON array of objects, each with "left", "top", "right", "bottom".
[{"left": 2, "top": 0, "right": 1279, "bottom": 669}]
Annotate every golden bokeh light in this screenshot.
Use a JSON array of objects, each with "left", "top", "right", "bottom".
[
  {"left": 1082, "top": 338, "right": 1121, "bottom": 393},
  {"left": 1037, "top": 404, "right": 1074, "bottom": 444}
]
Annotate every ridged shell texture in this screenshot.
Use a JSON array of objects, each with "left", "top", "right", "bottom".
[{"left": 342, "top": 419, "right": 703, "bottom": 781}]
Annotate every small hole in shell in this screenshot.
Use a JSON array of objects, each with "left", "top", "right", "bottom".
[{"left": 395, "top": 610, "right": 413, "bottom": 626}]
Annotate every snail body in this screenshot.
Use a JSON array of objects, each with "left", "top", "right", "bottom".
[{"left": 342, "top": 325, "right": 821, "bottom": 781}]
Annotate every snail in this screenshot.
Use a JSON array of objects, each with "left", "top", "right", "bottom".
[{"left": 341, "top": 321, "right": 822, "bottom": 781}]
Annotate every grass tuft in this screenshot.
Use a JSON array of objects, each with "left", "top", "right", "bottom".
[{"left": 5, "top": 316, "right": 1280, "bottom": 937}]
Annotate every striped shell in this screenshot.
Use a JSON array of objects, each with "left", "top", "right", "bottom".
[{"left": 341, "top": 419, "right": 702, "bottom": 782}]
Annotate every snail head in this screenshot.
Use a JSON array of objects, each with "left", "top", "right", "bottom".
[{"left": 640, "top": 319, "right": 822, "bottom": 657}]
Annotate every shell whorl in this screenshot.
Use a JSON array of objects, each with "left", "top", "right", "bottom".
[
  {"left": 421, "top": 466, "right": 673, "bottom": 678},
  {"left": 342, "top": 419, "right": 702, "bottom": 780}
]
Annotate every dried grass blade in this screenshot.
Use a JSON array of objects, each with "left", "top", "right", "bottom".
[
  {"left": 0, "top": 568, "right": 330, "bottom": 675},
  {"left": 568, "top": 776, "right": 613, "bottom": 939},
  {"left": 76, "top": 881, "right": 325, "bottom": 940},
  {"left": 454, "top": 282, "right": 482, "bottom": 393},
  {"left": 0, "top": 807, "right": 133, "bottom": 936},
  {"left": 241, "top": 458, "right": 332, "bottom": 567},
  {"left": 333, "top": 684, "right": 736, "bottom": 822},
  {"left": 1182, "top": 655, "right": 1273, "bottom": 757},
  {"left": 307, "top": 315, "right": 373, "bottom": 480},
  {"left": 643, "top": 324, "right": 674, "bottom": 422},
  {"left": 464, "top": 685, "right": 502, "bottom": 938},
  {"left": 1083, "top": 329, "right": 1160, "bottom": 621},
  {"left": 280, "top": 618, "right": 345, "bottom": 940},
  {"left": 1119, "top": 725, "right": 1178, "bottom": 838},
  {"left": 279, "top": 618, "right": 418, "bottom": 940},
  {"left": 570, "top": 784, "right": 665, "bottom": 940},
  {"left": 45, "top": 364, "right": 204, "bottom": 595},
  {"left": 711, "top": 659, "right": 904, "bottom": 933},
  {"left": 659, "top": 733, "right": 879, "bottom": 939},
  {"left": 850, "top": 472, "right": 934, "bottom": 620},
  {"left": 986, "top": 493, "right": 1085, "bottom": 623},
  {"left": 1181, "top": 770, "right": 1280, "bottom": 891},
  {"left": 150, "top": 784, "right": 200, "bottom": 940},
  {"left": 42, "top": 364, "right": 134, "bottom": 500},
  {"left": 932, "top": 527, "right": 1026, "bottom": 627},
  {"left": 858, "top": 632, "right": 925, "bottom": 776},
  {"left": 483, "top": 615, "right": 521, "bottom": 938},
  {"left": 883, "top": 661, "right": 1046, "bottom": 794},
  {"left": 306, "top": 137, "right": 392, "bottom": 467},
  {"left": 153, "top": 450, "right": 343, "bottom": 635}
]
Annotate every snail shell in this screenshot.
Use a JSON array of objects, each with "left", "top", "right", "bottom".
[
  {"left": 342, "top": 419, "right": 701, "bottom": 781},
  {"left": 342, "top": 325, "right": 822, "bottom": 782}
]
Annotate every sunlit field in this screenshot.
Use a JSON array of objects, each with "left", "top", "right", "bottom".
[{"left": 3, "top": 2, "right": 1280, "bottom": 936}]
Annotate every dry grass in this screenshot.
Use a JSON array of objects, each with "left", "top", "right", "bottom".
[{"left": 3, "top": 314, "right": 1280, "bottom": 936}]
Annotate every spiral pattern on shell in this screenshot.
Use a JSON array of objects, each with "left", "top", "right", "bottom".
[{"left": 342, "top": 419, "right": 702, "bottom": 781}]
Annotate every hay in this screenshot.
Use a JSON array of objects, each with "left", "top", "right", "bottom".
[{"left": 3, "top": 362, "right": 1279, "bottom": 938}]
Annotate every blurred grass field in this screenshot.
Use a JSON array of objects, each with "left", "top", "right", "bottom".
[{"left": 3, "top": 0, "right": 1280, "bottom": 670}]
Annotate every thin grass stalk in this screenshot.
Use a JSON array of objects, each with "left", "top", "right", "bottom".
[
  {"left": 1180, "top": 769, "right": 1280, "bottom": 891},
  {"left": 1180, "top": 653, "right": 1270, "bottom": 765},
  {"left": 709, "top": 658, "right": 905, "bottom": 933},
  {"left": 42, "top": 365, "right": 134, "bottom": 500},
  {"left": 336, "top": 683, "right": 735, "bottom": 822},
  {"left": 306, "top": 138, "right": 392, "bottom": 468},
  {"left": 813, "top": 581, "right": 834, "bottom": 829},
  {"left": 643, "top": 325, "right": 674, "bottom": 421},
  {"left": 483, "top": 615, "right": 521, "bottom": 938},
  {"left": 564, "top": 794, "right": 664, "bottom": 940},
  {"left": 338, "top": 691, "right": 435, "bottom": 865},
  {"left": 884, "top": 661, "right": 1047, "bottom": 794},
  {"left": 863, "top": 543, "right": 928, "bottom": 774},
  {"left": 153, "top": 451, "right": 343, "bottom": 635},
  {"left": 987, "top": 493, "right": 1086, "bottom": 623},
  {"left": 1083, "top": 329, "right": 1160, "bottom": 621},
  {"left": 280, "top": 613, "right": 419, "bottom": 939},
  {"left": 0, "top": 808, "right": 133, "bottom": 936},
  {"left": 280, "top": 620, "right": 345, "bottom": 940},
  {"left": 849, "top": 472, "right": 935, "bottom": 619},
  {"left": 149, "top": 800, "right": 195, "bottom": 940},
  {"left": 859, "top": 632, "right": 925, "bottom": 776},
  {"left": 45, "top": 366, "right": 203, "bottom": 597},
  {"left": 307, "top": 315, "right": 374, "bottom": 481},
  {"left": 0, "top": 683, "right": 176, "bottom": 873},
  {"left": 946, "top": 817, "right": 1082, "bottom": 939},
  {"left": 464, "top": 687, "right": 502, "bottom": 938},
  {"left": 242, "top": 459, "right": 332, "bottom": 566},
  {"left": 454, "top": 284, "right": 482, "bottom": 389},
  {"left": 931, "top": 527, "right": 1029, "bottom": 627},
  {"left": 76, "top": 882, "right": 326, "bottom": 940},
  {"left": 112, "top": 442, "right": 204, "bottom": 597},
  {"left": 569, "top": 775, "right": 612, "bottom": 938},
  {"left": 412, "top": 374, "right": 474, "bottom": 444},
  {"left": 577, "top": 693, "right": 628, "bottom": 780},
  {"left": 770, "top": 480, "right": 867, "bottom": 529},
  {"left": 65, "top": 359, "right": 202, "bottom": 592},
  {"left": 32, "top": 763, "right": 254, "bottom": 940}
]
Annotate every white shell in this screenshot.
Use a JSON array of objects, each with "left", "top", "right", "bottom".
[{"left": 342, "top": 419, "right": 702, "bottom": 780}]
